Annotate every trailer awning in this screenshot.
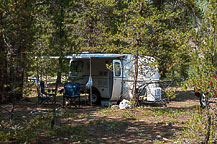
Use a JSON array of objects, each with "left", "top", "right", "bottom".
[
  {"left": 36, "top": 54, "right": 128, "bottom": 59},
  {"left": 36, "top": 56, "right": 61, "bottom": 59}
]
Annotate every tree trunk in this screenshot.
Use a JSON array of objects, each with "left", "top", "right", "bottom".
[
  {"left": 0, "top": 11, "right": 8, "bottom": 103},
  {"left": 0, "top": 35, "right": 7, "bottom": 103},
  {"left": 204, "top": 108, "right": 212, "bottom": 144},
  {"left": 153, "top": 0, "right": 164, "bottom": 9},
  {"left": 8, "top": 46, "right": 25, "bottom": 100},
  {"left": 16, "top": 51, "right": 25, "bottom": 99},
  {"left": 57, "top": 58, "right": 62, "bottom": 84},
  {"left": 132, "top": 49, "right": 139, "bottom": 100}
]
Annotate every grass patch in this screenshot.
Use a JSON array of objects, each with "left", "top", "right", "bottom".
[
  {"left": 148, "top": 107, "right": 194, "bottom": 119},
  {"left": 122, "top": 111, "right": 138, "bottom": 119},
  {"left": 50, "top": 125, "right": 87, "bottom": 142},
  {"left": 108, "top": 121, "right": 129, "bottom": 130},
  {"left": 99, "top": 108, "right": 118, "bottom": 116},
  {"left": 0, "top": 99, "right": 216, "bottom": 144}
]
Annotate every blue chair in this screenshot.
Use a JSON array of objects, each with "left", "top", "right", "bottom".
[
  {"left": 63, "top": 82, "right": 80, "bottom": 108},
  {"left": 37, "top": 81, "right": 55, "bottom": 105}
]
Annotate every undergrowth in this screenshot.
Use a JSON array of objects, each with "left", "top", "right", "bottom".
[{"left": 0, "top": 105, "right": 216, "bottom": 144}]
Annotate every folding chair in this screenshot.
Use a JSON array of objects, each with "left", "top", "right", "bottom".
[
  {"left": 37, "top": 81, "right": 55, "bottom": 105},
  {"left": 63, "top": 82, "right": 80, "bottom": 108}
]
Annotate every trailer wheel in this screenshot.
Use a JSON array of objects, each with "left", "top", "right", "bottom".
[{"left": 91, "top": 91, "right": 100, "bottom": 104}]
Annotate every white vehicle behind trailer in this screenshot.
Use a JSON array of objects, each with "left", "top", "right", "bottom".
[{"left": 66, "top": 53, "right": 161, "bottom": 104}]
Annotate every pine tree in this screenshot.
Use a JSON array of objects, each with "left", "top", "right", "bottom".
[{"left": 0, "top": 0, "right": 37, "bottom": 103}]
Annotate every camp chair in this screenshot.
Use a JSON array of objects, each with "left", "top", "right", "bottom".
[
  {"left": 37, "top": 81, "right": 55, "bottom": 105},
  {"left": 63, "top": 82, "right": 80, "bottom": 108}
]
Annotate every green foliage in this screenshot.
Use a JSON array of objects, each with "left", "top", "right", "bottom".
[
  {"left": 0, "top": 0, "right": 38, "bottom": 101},
  {"left": 1, "top": 0, "right": 208, "bottom": 102},
  {"left": 185, "top": 0, "right": 217, "bottom": 98},
  {"left": 95, "top": 0, "right": 193, "bottom": 80},
  {"left": 175, "top": 109, "right": 217, "bottom": 143},
  {"left": 34, "top": 0, "right": 79, "bottom": 56}
]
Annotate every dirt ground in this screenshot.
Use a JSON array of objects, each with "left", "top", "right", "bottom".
[{"left": 0, "top": 89, "right": 202, "bottom": 144}]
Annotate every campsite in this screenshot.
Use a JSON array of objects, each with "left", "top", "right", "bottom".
[{"left": 0, "top": 0, "right": 217, "bottom": 143}]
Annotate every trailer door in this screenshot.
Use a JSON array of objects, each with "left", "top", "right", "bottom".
[{"left": 111, "top": 60, "right": 122, "bottom": 101}]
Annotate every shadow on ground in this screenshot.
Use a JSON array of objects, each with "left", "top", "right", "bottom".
[
  {"left": 173, "top": 89, "right": 198, "bottom": 101},
  {"left": 0, "top": 88, "right": 199, "bottom": 144}
]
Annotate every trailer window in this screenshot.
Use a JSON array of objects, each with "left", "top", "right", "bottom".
[
  {"left": 114, "top": 62, "right": 121, "bottom": 76},
  {"left": 71, "top": 61, "right": 83, "bottom": 72}
]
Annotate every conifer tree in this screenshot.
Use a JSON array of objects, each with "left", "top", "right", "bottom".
[{"left": 0, "top": 0, "right": 37, "bottom": 103}]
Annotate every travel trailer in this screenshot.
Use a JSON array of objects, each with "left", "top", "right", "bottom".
[{"left": 65, "top": 53, "right": 161, "bottom": 104}]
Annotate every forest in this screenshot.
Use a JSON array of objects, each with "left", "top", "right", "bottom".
[{"left": 0, "top": 0, "right": 216, "bottom": 143}]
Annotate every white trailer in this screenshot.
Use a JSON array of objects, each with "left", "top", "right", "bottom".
[{"left": 66, "top": 53, "right": 161, "bottom": 104}]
